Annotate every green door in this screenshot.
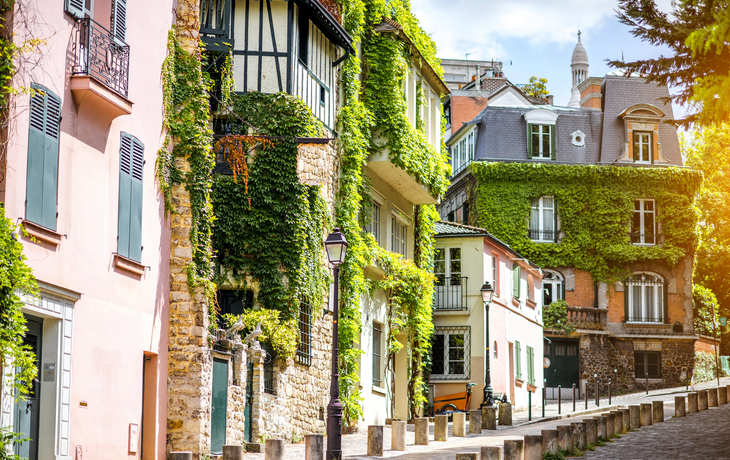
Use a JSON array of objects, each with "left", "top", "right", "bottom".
[
  {"left": 14, "top": 315, "right": 43, "bottom": 460},
  {"left": 211, "top": 358, "right": 228, "bottom": 454},
  {"left": 544, "top": 339, "right": 580, "bottom": 398},
  {"left": 243, "top": 361, "right": 253, "bottom": 443}
]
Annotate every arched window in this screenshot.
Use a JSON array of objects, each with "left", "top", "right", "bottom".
[
  {"left": 542, "top": 270, "right": 564, "bottom": 306},
  {"left": 626, "top": 272, "right": 665, "bottom": 323}
]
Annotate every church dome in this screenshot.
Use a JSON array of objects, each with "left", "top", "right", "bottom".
[{"left": 572, "top": 41, "right": 589, "bottom": 66}]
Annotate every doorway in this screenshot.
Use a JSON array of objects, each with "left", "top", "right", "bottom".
[
  {"left": 544, "top": 338, "right": 580, "bottom": 399},
  {"left": 14, "top": 315, "right": 43, "bottom": 460},
  {"left": 211, "top": 357, "right": 228, "bottom": 454}
]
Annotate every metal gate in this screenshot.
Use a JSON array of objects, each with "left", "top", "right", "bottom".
[
  {"left": 243, "top": 361, "right": 253, "bottom": 443},
  {"left": 544, "top": 338, "right": 580, "bottom": 399},
  {"left": 211, "top": 358, "right": 228, "bottom": 454}
]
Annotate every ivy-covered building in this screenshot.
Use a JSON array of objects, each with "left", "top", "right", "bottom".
[{"left": 439, "top": 38, "right": 701, "bottom": 398}]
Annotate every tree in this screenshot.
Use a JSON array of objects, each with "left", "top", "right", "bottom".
[
  {"left": 522, "top": 76, "right": 549, "bottom": 98},
  {"left": 693, "top": 284, "right": 720, "bottom": 336},
  {"left": 610, "top": 0, "right": 730, "bottom": 127}
]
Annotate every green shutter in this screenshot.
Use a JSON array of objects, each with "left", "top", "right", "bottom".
[
  {"left": 112, "top": 0, "right": 127, "bottom": 41},
  {"left": 513, "top": 265, "right": 521, "bottom": 298},
  {"left": 117, "top": 133, "right": 144, "bottom": 262},
  {"left": 527, "top": 123, "right": 533, "bottom": 158},
  {"left": 64, "top": 0, "right": 84, "bottom": 18},
  {"left": 515, "top": 341, "right": 522, "bottom": 380},
  {"left": 527, "top": 346, "right": 534, "bottom": 385},
  {"left": 550, "top": 124, "right": 556, "bottom": 160}
]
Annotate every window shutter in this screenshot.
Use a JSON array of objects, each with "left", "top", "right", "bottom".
[
  {"left": 64, "top": 0, "right": 84, "bottom": 18},
  {"left": 117, "top": 133, "right": 144, "bottom": 262},
  {"left": 550, "top": 124, "right": 556, "bottom": 160},
  {"left": 513, "top": 265, "right": 521, "bottom": 298},
  {"left": 112, "top": 0, "right": 127, "bottom": 41},
  {"left": 515, "top": 341, "right": 522, "bottom": 380},
  {"left": 527, "top": 123, "right": 533, "bottom": 158},
  {"left": 527, "top": 346, "right": 534, "bottom": 385}
]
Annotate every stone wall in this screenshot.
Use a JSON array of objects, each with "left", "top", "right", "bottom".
[{"left": 226, "top": 343, "right": 248, "bottom": 447}]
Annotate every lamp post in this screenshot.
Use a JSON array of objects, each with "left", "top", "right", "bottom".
[
  {"left": 325, "top": 228, "right": 348, "bottom": 460},
  {"left": 480, "top": 281, "right": 495, "bottom": 408}
]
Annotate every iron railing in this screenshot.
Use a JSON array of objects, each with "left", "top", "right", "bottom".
[
  {"left": 529, "top": 229, "right": 555, "bottom": 242},
  {"left": 263, "top": 342, "right": 276, "bottom": 395},
  {"left": 630, "top": 232, "right": 656, "bottom": 245},
  {"left": 433, "top": 276, "right": 467, "bottom": 311},
  {"left": 73, "top": 18, "right": 130, "bottom": 97},
  {"left": 296, "top": 302, "right": 313, "bottom": 367},
  {"left": 626, "top": 315, "right": 666, "bottom": 324}
]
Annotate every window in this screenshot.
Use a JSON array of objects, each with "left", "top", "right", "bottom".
[
  {"left": 117, "top": 132, "right": 145, "bottom": 262},
  {"left": 319, "top": 85, "right": 326, "bottom": 105},
  {"left": 633, "top": 132, "right": 652, "bottom": 163},
  {"left": 217, "top": 289, "right": 254, "bottom": 326},
  {"left": 626, "top": 272, "right": 665, "bottom": 323},
  {"left": 296, "top": 301, "right": 313, "bottom": 367},
  {"left": 450, "top": 129, "right": 475, "bottom": 176},
  {"left": 542, "top": 270, "right": 564, "bottom": 306},
  {"left": 462, "top": 201, "right": 470, "bottom": 225},
  {"left": 372, "top": 322, "right": 382, "bottom": 387},
  {"left": 526, "top": 345, "right": 535, "bottom": 385},
  {"left": 111, "top": 0, "right": 127, "bottom": 42},
  {"left": 434, "top": 248, "right": 465, "bottom": 310},
  {"left": 512, "top": 264, "right": 521, "bottom": 299},
  {"left": 635, "top": 351, "right": 661, "bottom": 378},
  {"left": 431, "top": 327, "right": 470, "bottom": 379},
  {"left": 515, "top": 340, "right": 522, "bottom": 380},
  {"left": 632, "top": 199, "right": 655, "bottom": 245},
  {"left": 363, "top": 201, "right": 381, "bottom": 244},
  {"left": 492, "top": 254, "right": 499, "bottom": 296},
  {"left": 529, "top": 196, "right": 556, "bottom": 242},
  {"left": 25, "top": 83, "right": 61, "bottom": 231},
  {"left": 529, "top": 124, "right": 555, "bottom": 159},
  {"left": 298, "top": 10, "right": 309, "bottom": 66},
  {"left": 263, "top": 341, "right": 276, "bottom": 394},
  {"left": 391, "top": 216, "right": 407, "bottom": 257}
]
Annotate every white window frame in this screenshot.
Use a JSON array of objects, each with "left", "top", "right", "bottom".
[
  {"left": 542, "top": 269, "right": 564, "bottom": 306},
  {"left": 363, "top": 191, "right": 384, "bottom": 245},
  {"left": 530, "top": 124, "right": 552, "bottom": 158},
  {"left": 434, "top": 247, "right": 464, "bottom": 310},
  {"left": 529, "top": 196, "right": 556, "bottom": 242},
  {"left": 450, "top": 127, "right": 476, "bottom": 176},
  {"left": 391, "top": 211, "right": 408, "bottom": 257},
  {"left": 632, "top": 198, "right": 656, "bottom": 246},
  {"left": 430, "top": 326, "right": 470, "bottom": 380},
  {"left": 633, "top": 131, "right": 652, "bottom": 163},
  {"left": 626, "top": 272, "right": 665, "bottom": 324}
]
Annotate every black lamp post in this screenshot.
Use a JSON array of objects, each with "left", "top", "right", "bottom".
[
  {"left": 480, "top": 281, "right": 495, "bottom": 408},
  {"left": 325, "top": 228, "right": 348, "bottom": 460}
]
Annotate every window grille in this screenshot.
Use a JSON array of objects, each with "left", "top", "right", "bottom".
[
  {"left": 263, "top": 342, "right": 276, "bottom": 395},
  {"left": 626, "top": 272, "right": 666, "bottom": 323},
  {"left": 296, "top": 301, "right": 313, "bottom": 367},
  {"left": 430, "top": 326, "right": 470, "bottom": 380}
]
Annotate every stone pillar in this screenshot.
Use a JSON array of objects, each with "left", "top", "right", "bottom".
[
  {"left": 264, "top": 439, "right": 284, "bottom": 460},
  {"left": 640, "top": 403, "right": 652, "bottom": 426},
  {"left": 503, "top": 440, "right": 524, "bottom": 460},
  {"left": 456, "top": 454, "right": 478, "bottom": 460},
  {"left": 469, "top": 409, "right": 481, "bottom": 434},
  {"left": 557, "top": 425, "right": 573, "bottom": 453},
  {"left": 629, "top": 405, "right": 641, "bottom": 429},
  {"left": 583, "top": 419, "right": 597, "bottom": 445},
  {"left": 367, "top": 426, "right": 383, "bottom": 457},
  {"left": 542, "top": 430, "right": 559, "bottom": 454},
  {"left": 498, "top": 403, "right": 512, "bottom": 425},
  {"left": 652, "top": 400, "right": 664, "bottom": 423},
  {"left": 604, "top": 413, "right": 615, "bottom": 437},
  {"left": 453, "top": 412, "right": 466, "bottom": 437},
  {"left": 675, "top": 396, "right": 686, "bottom": 417},
  {"left": 524, "top": 435, "right": 543, "bottom": 460},
  {"left": 391, "top": 421, "right": 406, "bottom": 451},
  {"left": 482, "top": 406, "right": 497, "bottom": 430},
  {"left": 248, "top": 348, "right": 266, "bottom": 441},
  {"left": 571, "top": 422, "right": 586, "bottom": 449},
  {"left": 434, "top": 415, "right": 448, "bottom": 442},
  {"left": 719, "top": 387, "right": 727, "bottom": 405},
  {"left": 594, "top": 416, "right": 607, "bottom": 440},
  {"left": 699, "top": 390, "right": 709, "bottom": 410},
  {"left": 414, "top": 418, "right": 429, "bottom": 445},
  {"left": 169, "top": 453, "right": 192, "bottom": 460},
  {"left": 304, "top": 435, "right": 323, "bottom": 460},
  {"left": 481, "top": 446, "right": 503, "bottom": 460},
  {"left": 610, "top": 411, "right": 623, "bottom": 433},
  {"left": 708, "top": 388, "right": 718, "bottom": 407},
  {"left": 621, "top": 409, "right": 630, "bottom": 432},
  {"left": 688, "top": 392, "right": 699, "bottom": 413},
  {"left": 222, "top": 445, "right": 244, "bottom": 460}
]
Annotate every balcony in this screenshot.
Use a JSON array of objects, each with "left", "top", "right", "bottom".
[
  {"left": 433, "top": 276, "right": 467, "bottom": 311},
  {"left": 70, "top": 18, "right": 131, "bottom": 118},
  {"left": 566, "top": 306, "right": 607, "bottom": 330},
  {"left": 366, "top": 150, "right": 439, "bottom": 205},
  {"left": 529, "top": 229, "right": 556, "bottom": 242},
  {"left": 630, "top": 232, "right": 656, "bottom": 245}
]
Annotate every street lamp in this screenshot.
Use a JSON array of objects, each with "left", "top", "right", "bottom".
[
  {"left": 480, "top": 281, "right": 495, "bottom": 408},
  {"left": 325, "top": 228, "right": 348, "bottom": 460}
]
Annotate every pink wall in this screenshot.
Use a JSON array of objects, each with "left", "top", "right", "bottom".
[{"left": 3, "top": 0, "right": 173, "bottom": 458}]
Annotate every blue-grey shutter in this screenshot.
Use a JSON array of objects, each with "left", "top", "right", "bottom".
[
  {"left": 112, "top": 0, "right": 127, "bottom": 42},
  {"left": 25, "top": 83, "right": 60, "bottom": 231},
  {"left": 128, "top": 138, "right": 144, "bottom": 262},
  {"left": 64, "top": 0, "right": 84, "bottom": 18},
  {"left": 117, "top": 133, "right": 144, "bottom": 262}
]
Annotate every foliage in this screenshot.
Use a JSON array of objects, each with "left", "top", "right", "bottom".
[
  {"left": 610, "top": 0, "right": 730, "bottom": 127},
  {"left": 523, "top": 76, "right": 549, "bottom": 98},
  {"left": 0, "top": 205, "right": 37, "bottom": 399},
  {"left": 683, "top": 125, "right": 730, "bottom": 314},
  {"left": 156, "top": 30, "right": 216, "bottom": 305},
  {"left": 0, "top": 426, "right": 28, "bottom": 460},
  {"left": 543, "top": 452, "right": 566, "bottom": 460},
  {"left": 471, "top": 162, "right": 702, "bottom": 282},
  {"left": 221, "top": 310, "right": 298, "bottom": 358},
  {"left": 693, "top": 284, "right": 719, "bottom": 336},
  {"left": 543, "top": 300, "right": 576, "bottom": 334},
  {"left": 694, "top": 350, "right": 721, "bottom": 382}
]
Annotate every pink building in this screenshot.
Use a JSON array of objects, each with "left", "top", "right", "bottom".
[{"left": 0, "top": 0, "right": 172, "bottom": 458}]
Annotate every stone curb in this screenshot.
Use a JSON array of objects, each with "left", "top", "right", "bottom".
[{"left": 515, "top": 404, "right": 625, "bottom": 427}]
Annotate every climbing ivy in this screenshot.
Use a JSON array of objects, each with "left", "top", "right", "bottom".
[{"left": 472, "top": 162, "right": 702, "bottom": 282}]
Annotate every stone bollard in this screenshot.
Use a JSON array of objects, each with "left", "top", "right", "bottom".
[
  {"left": 524, "top": 435, "right": 543, "bottom": 460},
  {"left": 304, "top": 436, "right": 323, "bottom": 460},
  {"left": 481, "top": 446, "right": 503, "bottom": 460},
  {"left": 169, "top": 453, "right": 192, "bottom": 460},
  {"left": 621, "top": 409, "right": 631, "bottom": 432},
  {"left": 604, "top": 412, "right": 615, "bottom": 437},
  {"left": 542, "top": 429, "right": 559, "bottom": 454},
  {"left": 469, "top": 409, "right": 482, "bottom": 434},
  {"left": 610, "top": 411, "right": 623, "bottom": 434},
  {"left": 265, "top": 439, "right": 285, "bottom": 460},
  {"left": 583, "top": 419, "right": 597, "bottom": 446},
  {"left": 708, "top": 388, "right": 718, "bottom": 407},
  {"left": 640, "top": 403, "right": 652, "bottom": 426},
  {"left": 503, "top": 440, "right": 524, "bottom": 460},
  {"left": 688, "top": 392, "right": 699, "bottom": 413},
  {"left": 498, "top": 403, "right": 513, "bottom": 426},
  {"left": 699, "top": 390, "right": 709, "bottom": 410},
  {"left": 223, "top": 445, "right": 245, "bottom": 460},
  {"left": 453, "top": 412, "right": 466, "bottom": 437},
  {"left": 455, "top": 454, "right": 478, "bottom": 460},
  {"left": 367, "top": 426, "right": 383, "bottom": 457},
  {"left": 571, "top": 422, "right": 586, "bottom": 450},
  {"left": 652, "top": 400, "right": 664, "bottom": 423},
  {"left": 594, "top": 416, "right": 607, "bottom": 440},
  {"left": 391, "top": 421, "right": 406, "bottom": 451},
  {"left": 719, "top": 387, "right": 727, "bottom": 405},
  {"left": 482, "top": 406, "right": 497, "bottom": 430},
  {"left": 557, "top": 425, "right": 573, "bottom": 453},
  {"left": 414, "top": 417, "right": 429, "bottom": 445},
  {"left": 629, "top": 405, "right": 641, "bottom": 429},
  {"left": 434, "top": 415, "right": 448, "bottom": 442},
  {"left": 675, "top": 396, "right": 686, "bottom": 417}
]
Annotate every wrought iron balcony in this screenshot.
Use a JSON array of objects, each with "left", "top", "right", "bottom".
[
  {"left": 72, "top": 18, "right": 130, "bottom": 98},
  {"left": 433, "top": 276, "right": 467, "bottom": 311}
]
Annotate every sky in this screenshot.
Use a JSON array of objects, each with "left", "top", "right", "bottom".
[{"left": 410, "top": 0, "right": 684, "bottom": 116}]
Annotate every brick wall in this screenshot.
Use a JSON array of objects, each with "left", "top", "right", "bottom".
[
  {"left": 565, "top": 269, "right": 595, "bottom": 308},
  {"left": 450, "top": 95, "right": 488, "bottom": 131}
]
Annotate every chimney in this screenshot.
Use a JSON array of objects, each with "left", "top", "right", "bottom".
[
  {"left": 476, "top": 64, "right": 481, "bottom": 90},
  {"left": 546, "top": 95, "right": 554, "bottom": 105}
]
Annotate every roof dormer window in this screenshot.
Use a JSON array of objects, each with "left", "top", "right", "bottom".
[{"left": 524, "top": 108, "right": 558, "bottom": 161}]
